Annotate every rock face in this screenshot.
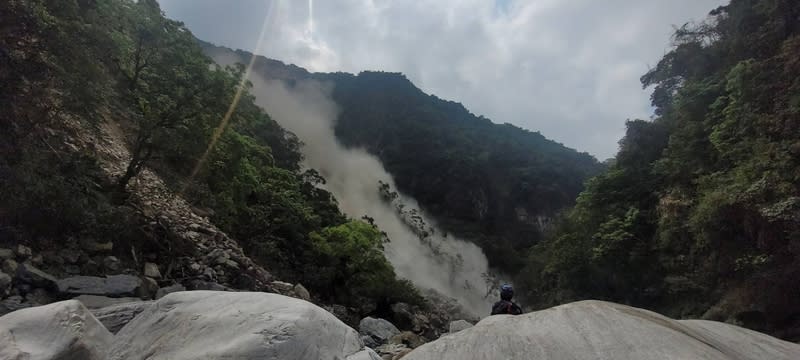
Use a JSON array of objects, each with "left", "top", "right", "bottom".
[
  {"left": 108, "top": 291, "right": 366, "bottom": 359},
  {"left": 91, "top": 301, "right": 152, "bottom": 334},
  {"left": 403, "top": 300, "right": 800, "bottom": 360},
  {"left": 0, "top": 300, "right": 112, "bottom": 360},
  {"left": 360, "top": 316, "right": 401, "bottom": 345}
]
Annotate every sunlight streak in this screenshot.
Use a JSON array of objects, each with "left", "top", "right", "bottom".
[{"left": 181, "top": 1, "right": 276, "bottom": 195}]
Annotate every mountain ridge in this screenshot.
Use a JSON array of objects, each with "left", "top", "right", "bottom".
[{"left": 202, "top": 41, "right": 604, "bottom": 273}]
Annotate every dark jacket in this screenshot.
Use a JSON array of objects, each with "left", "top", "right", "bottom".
[{"left": 491, "top": 300, "right": 522, "bottom": 315}]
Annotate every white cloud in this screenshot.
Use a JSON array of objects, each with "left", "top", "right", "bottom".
[{"left": 159, "top": 0, "right": 726, "bottom": 159}]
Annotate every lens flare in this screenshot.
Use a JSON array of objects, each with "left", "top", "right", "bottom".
[{"left": 181, "top": 1, "right": 276, "bottom": 194}]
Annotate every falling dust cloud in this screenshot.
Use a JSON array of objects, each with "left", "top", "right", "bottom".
[{"left": 233, "top": 67, "right": 496, "bottom": 316}]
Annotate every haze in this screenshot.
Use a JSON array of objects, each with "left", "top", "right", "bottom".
[{"left": 160, "top": 0, "right": 725, "bottom": 159}]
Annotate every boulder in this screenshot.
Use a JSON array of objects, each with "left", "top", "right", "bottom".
[
  {"left": 91, "top": 301, "right": 151, "bottom": 334},
  {"left": 14, "top": 244, "right": 32, "bottom": 259},
  {"left": 104, "top": 255, "right": 121, "bottom": 272},
  {"left": 141, "top": 276, "right": 159, "bottom": 299},
  {"left": 81, "top": 239, "right": 113, "bottom": 253},
  {"left": 62, "top": 249, "right": 81, "bottom": 264},
  {"left": 186, "top": 279, "right": 229, "bottom": 291},
  {"left": 42, "top": 251, "right": 64, "bottom": 265},
  {"left": 30, "top": 253, "right": 43, "bottom": 266},
  {"left": 75, "top": 294, "right": 143, "bottom": 309},
  {"left": 271, "top": 280, "right": 294, "bottom": 292},
  {"left": 362, "top": 335, "right": 380, "bottom": 348},
  {"left": 15, "top": 262, "right": 57, "bottom": 289},
  {"left": 155, "top": 283, "right": 186, "bottom": 299},
  {"left": 375, "top": 343, "right": 412, "bottom": 359},
  {"left": 108, "top": 291, "right": 367, "bottom": 359},
  {"left": 347, "top": 348, "right": 383, "bottom": 360},
  {"left": 57, "top": 274, "right": 142, "bottom": 297},
  {"left": 144, "top": 262, "right": 161, "bottom": 279},
  {"left": 65, "top": 264, "right": 81, "bottom": 275},
  {"left": 448, "top": 320, "right": 473, "bottom": 333},
  {"left": 0, "top": 296, "right": 30, "bottom": 315},
  {"left": 0, "top": 299, "right": 112, "bottom": 360},
  {"left": 389, "top": 331, "right": 426, "bottom": 349},
  {"left": 2, "top": 259, "right": 17, "bottom": 275},
  {"left": 294, "top": 283, "right": 311, "bottom": 300},
  {"left": 360, "top": 316, "right": 401, "bottom": 344},
  {"left": 0, "top": 271, "right": 11, "bottom": 290},
  {"left": 24, "top": 288, "right": 53, "bottom": 305},
  {"left": 402, "top": 300, "right": 800, "bottom": 360}
]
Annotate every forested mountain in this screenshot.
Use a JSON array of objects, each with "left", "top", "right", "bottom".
[
  {"left": 5, "top": 0, "right": 798, "bottom": 345},
  {"left": 520, "top": 0, "right": 800, "bottom": 340},
  {"left": 1, "top": 0, "right": 420, "bottom": 315},
  {"left": 202, "top": 44, "right": 604, "bottom": 273}
]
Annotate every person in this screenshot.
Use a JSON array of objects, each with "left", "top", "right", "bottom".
[{"left": 490, "top": 284, "right": 523, "bottom": 315}]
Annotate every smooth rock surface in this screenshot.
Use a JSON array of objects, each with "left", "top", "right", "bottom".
[
  {"left": 360, "top": 317, "right": 401, "bottom": 344},
  {"left": 58, "top": 275, "right": 142, "bottom": 297},
  {"left": 403, "top": 300, "right": 800, "bottom": 360},
  {"left": 0, "top": 299, "right": 112, "bottom": 360},
  {"left": 108, "top": 291, "right": 366, "bottom": 359},
  {"left": 346, "top": 348, "right": 382, "bottom": 360}
]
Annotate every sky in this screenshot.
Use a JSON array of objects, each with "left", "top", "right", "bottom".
[{"left": 159, "top": 0, "right": 726, "bottom": 160}]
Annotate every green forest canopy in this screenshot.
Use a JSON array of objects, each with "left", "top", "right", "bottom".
[{"left": 520, "top": 0, "right": 800, "bottom": 340}]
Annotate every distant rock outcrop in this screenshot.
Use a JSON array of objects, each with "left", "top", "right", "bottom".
[{"left": 403, "top": 300, "right": 800, "bottom": 360}]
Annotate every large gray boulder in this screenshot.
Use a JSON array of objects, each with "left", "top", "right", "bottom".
[
  {"left": 359, "top": 316, "right": 401, "bottom": 344},
  {"left": 108, "top": 290, "right": 366, "bottom": 359},
  {"left": 0, "top": 299, "right": 112, "bottom": 359},
  {"left": 403, "top": 300, "right": 800, "bottom": 360},
  {"left": 57, "top": 275, "right": 142, "bottom": 297}
]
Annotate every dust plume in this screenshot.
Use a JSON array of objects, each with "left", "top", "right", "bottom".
[{"left": 244, "top": 74, "right": 494, "bottom": 316}]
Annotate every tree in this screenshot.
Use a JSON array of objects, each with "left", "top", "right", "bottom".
[
  {"left": 310, "top": 220, "right": 422, "bottom": 307},
  {"left": 112, "top": 0, "right": 234, "bottom": 189}
]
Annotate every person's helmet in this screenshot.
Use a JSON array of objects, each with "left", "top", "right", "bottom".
[{"left": 500, "top": 284, "right": 514, "bottom": 300}]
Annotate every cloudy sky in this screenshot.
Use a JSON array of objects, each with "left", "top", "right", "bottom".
[{"left": 159, "top": 0, "right": 725, "bottom": 159}]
